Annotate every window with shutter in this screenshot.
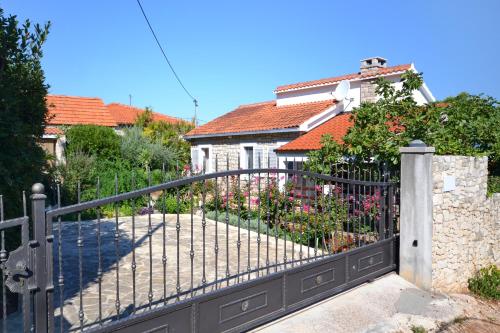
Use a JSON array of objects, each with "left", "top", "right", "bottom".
[
  {"left": 253, "top": 147, "right": 264, "bottom": 168},
  {"left": 191, "top": 147, "right": 199, "bottom": 172}
]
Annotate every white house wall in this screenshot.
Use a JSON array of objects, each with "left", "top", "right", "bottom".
[{"left": 276, "top": 81, "right": 361, "bottom": 112}]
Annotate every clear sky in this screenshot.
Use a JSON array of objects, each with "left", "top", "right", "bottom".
[{"left": 3, "top": 0, "right": 500, "bottom": 123}]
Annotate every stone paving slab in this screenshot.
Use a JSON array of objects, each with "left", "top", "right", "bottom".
[{"left": 52, "top": 213, "right": 316, "bottom": 331}]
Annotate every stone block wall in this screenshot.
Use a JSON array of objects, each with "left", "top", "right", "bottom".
[
  {"left": 191, "top": 133, "right": 299, "bottom": 171},
  {"left": 431, "top": 156, "right": 499, "bottom": 292},
  {"left": 360, "top": 79, "right": 377, "bottom": 103}
]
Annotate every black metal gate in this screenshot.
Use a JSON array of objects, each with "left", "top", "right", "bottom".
[{"left": 0, "top": 162, "right": 398, "bottom": 332}]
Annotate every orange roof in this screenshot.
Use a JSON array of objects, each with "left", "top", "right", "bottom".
[
  {"left": 107, "top": 103, "right": 181, "bottom": 125},
  {"left": 46, "top": 95, "right": 117, "bottom": 127},
  {"left": 44, "top": 126, "right": 64, "bottom": 135},
  {"left": 277, "top": 113, "right": 353, "bottom": 152},
  {"left": 275, "top": 64, "right": 412, "bottom": 92},
  {"left": 186, "top": 100, "right": 335, "bottom": 137}
]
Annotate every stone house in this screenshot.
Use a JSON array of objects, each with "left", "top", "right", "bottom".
[
  {"left": 42, "top": 95, "right": 181, "bottom": 163},
  {"left": 185, "top": 57, "right": 435, "bottom": 173}
]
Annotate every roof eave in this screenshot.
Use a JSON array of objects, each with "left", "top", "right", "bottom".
[
  {"left": 184, "top": 127, "right": 301, "bottom": 140},
  {"left": 274, "top": 69, "right": 409, "bottom": 94}
]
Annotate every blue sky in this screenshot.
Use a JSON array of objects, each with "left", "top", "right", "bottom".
[{"left": 3, "top": 0, "right": 500, "bottom": 123}]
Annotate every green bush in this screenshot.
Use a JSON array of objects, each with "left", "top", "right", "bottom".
[
  {"left": 154, "top": 194, "right": 191, "bottom": 214},
  {"left": 468, "top": 265, "right": 499, "bottom": 300},
  {"left": 487, "top": 176, "right": 500, "bottom": 196},
  {"left": 121, "top": 126, "right": 176, "bottom": 170},
  {"left": 66, "top": 125, "right": 120, "bottom": 160}
]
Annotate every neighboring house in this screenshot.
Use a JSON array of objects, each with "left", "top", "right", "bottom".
[
  {"left": 185, "top": 57, "right": 435, "bottom": 173},
  {"left": 107, "top": 103, "right": 181, "bottom": 131},
  {"left": 42, "top": 94, "right": 181, "bottom": 163}
]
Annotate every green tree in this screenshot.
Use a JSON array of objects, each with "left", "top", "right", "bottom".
[
  {"left": 65, "top": 124, "right": 121, "bottom": 160},
  {"left": 307, "top": 70, "right": 500, "bottom": 172},
  {"left": 120, "top": 126, "right": 176, "bottom": 170},
  {"left": 0, "top": 8, "right": 50, "bottom": 217},
  {"left": 143, "top": 120, "right": 194, "bottom": 167}
]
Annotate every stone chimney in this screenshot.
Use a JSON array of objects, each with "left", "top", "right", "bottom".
[
  {"left": 360, "top": 57, "right": 387, "bottom": 103},
  {"left": 360, "top": 56, "right": 387, "bottom": 73}
]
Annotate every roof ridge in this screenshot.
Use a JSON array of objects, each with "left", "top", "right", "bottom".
[
  {"left": 48, "top": 94, "right": 104, "bottom": 101},
  {"left": 275, "top": 63, "right": 411, "bottom": 92},
  {"left": 237, "top": 100, "right": 275, "bottom": 108},
  {"left": 276, "top": 99, "right": 335, "bottom": 108}
]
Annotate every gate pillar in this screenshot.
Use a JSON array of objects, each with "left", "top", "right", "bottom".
[
  {"left": 31, "top": 183, "right": 52, "bottom": 333},
  {"left": 399, "top": 140, "right": 434, "bottom": 290}
]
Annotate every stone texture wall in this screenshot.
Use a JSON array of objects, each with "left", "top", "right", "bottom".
[
  {"left": 360, "top": 79, "right": 377, "bottom": 103},
  {"left": 190, "top": 133, "right": 300, "bottom": 171},
  {"left": 431, "top": 156, "right": 500, "bottom": 292}
]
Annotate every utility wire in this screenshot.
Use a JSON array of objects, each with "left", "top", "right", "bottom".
[{"left": 136, "top": 0, "right": 198, "bottom": 110}]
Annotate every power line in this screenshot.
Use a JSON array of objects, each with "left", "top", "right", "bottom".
[{"left": 135, "top": 0, "right": 198, "bottom": 110}]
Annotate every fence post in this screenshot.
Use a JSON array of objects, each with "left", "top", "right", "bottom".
[
  {"left": 31, "top": 183, "right": 50, "bottom": 333},
  {"left": 399, "top": 140, "right": 435, "bottom": 290}
]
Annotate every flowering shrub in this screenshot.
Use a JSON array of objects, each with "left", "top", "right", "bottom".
[{"left": 203, "top": 174, "right": 383, "bottom": 249}]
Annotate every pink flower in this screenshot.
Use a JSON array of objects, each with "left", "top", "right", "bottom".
[
  {"left": 251, "top": 198, "right": 260, "bottom": 205},
  {"left": 315, "top": 185, "right": 321, "bottom": 192},
  {"left": 303, "top": 204, "right": 310, "bottom": 213},
  {"left": 280, "top": 175, "right": 285, "bottom": 180},
  {"left": 244, "top": 191, "right": 249, "bottom": 197},
  {"left": 288, "top": 196, "right": 294, "bottom": 202}
]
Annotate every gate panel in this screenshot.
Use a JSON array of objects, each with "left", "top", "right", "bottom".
[
  {"left": 286, "top": 256, "right": 346, "bottom": 306},
  {"left": 347, "top": 240, "right": 392, "bottom": 281},
  {"left": 198, "top": 276, "right": 283, "bottom": 333}
]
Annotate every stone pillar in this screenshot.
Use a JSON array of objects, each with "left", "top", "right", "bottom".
[{"left": 399, "top": 140, "right": 435, "bottom": 290}]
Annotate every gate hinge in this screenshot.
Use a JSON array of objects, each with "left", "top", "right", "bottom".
[{"left": 1, "top": 244, "right": 32, "bottom": 294}]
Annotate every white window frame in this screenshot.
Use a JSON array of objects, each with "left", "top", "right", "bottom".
[
  {"left": 239, "top": 143, "right": 258, "bottom": 169},
  {"left": 197, "top": 144, "right": 213, "bottom": 174}
]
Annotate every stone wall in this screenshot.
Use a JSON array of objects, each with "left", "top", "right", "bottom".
[
  {"left": 360, "top": 79, "right": 377, "bottom": 103},
  {"left": 431, "top": 156, "right": 500, "bottom": 292},
  {"left": 190, "top": 133, "right": 300, "bottom": 171}
]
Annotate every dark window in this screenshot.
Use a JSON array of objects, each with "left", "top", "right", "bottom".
[{"left": 245, "top": 147, "right": 253, "bottom": 169}]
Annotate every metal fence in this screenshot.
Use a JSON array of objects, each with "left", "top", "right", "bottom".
[{"left": 0, "top": 157, "right": 399, "bottom": 332}]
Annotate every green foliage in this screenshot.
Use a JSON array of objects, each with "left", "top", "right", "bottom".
[
  {"left": 343, "top": 71, "right": 424, "bottom": 165},
  {"left": 487, "top": 176, "right": 500, "bottom": 196},
  {"left": 143, "top": 119, "right": 194, "bottom": 168},
  {"left": 410, "top": 325, "right": 426, "bottom": 333},
  {"left": 65, "top": 125, "right": 120, "bottom": 160},
  {"left": 120, "top": 126, "right": 176, "bottom": 170},
  {"left": 306, "top": 135, "right": 344, "bottom": 174},
  {"left": 0, "top": 8, "right": 51, "bottom": 217},
  {"left": 134, "top": 107, "right": 154, "bottom": 128},
  {"left": 468, "top": 265, "right": 499, "bottom": 300},
  {"left": 426, "top": 94, "right": 500, "bottom": 165},
  {"left": 154, "top": 194, "right": 191, "bottom": 214},
  {"left": 307, "top": 70, "right": 500, "bottom": 174}
]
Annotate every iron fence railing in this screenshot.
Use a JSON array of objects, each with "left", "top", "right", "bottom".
[{"left": 0, "top": 157, "right": 399, "bottom": 332}]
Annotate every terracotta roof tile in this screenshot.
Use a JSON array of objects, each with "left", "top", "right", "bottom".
[
  {"left": 107, "top": 103, "right": 181, "bottom": 125},
  {"left": 276, "top": 113, "right": 353, "bottom": 152},
  {"left": 275, "top": 64, "right": 412, "bottom": 92},
  {"left": 186, "top": 100, "right": 335, "bottom": 137},
  {"left": 46, "top": 95, "right": 117, "bottom": 127},
  {"left": 44, "top": 126, "right": 64, "bottom": 135}
]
